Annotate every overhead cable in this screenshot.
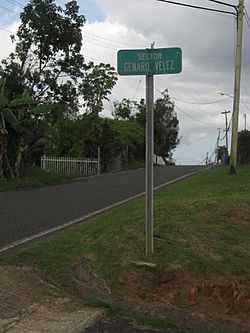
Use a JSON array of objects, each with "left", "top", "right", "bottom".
[
  {"left": 132, "top": 78, "right": 143, "bottom": 100},
  {"left": 244, "top": 9, "right": 250, "bottom": 30},
  {"left": 0, "top": 26, "right": 14, "bottom": 34},
  {"left": 178, "top": 128, "right": 219, "bottom": 148},
  {"left": 174, "top": 104, "right": 223, "bottom": 126},
  {"left": 0, "top": 4, "right": 18, "bottom": 14},
  {"left": 4, "top": 0, "right": 23, "bottom": 9},
  {"left": 172, "top": 97, "right": 231, "bottom": 106},
  {"left": 156, "top": 0, "right": 237, "bottom": 16},
  {"left": 84, "top": 32, "right": 147, "bottom": 48},
  {"left": 156, "top": 77, "right": 232, "bottom": 106},
  {"left": 206, "top": 0, "right": 237, "bottom": 11}
]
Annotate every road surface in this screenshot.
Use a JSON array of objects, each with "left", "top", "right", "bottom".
[{"left": 0, "top": 165, "right": 206, "bottom": 252}]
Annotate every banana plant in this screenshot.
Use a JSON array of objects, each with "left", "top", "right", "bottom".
[
  {"left": 0, "top": 78, "right": 56, "bottom": 180},
  {"left": 0, "top": 78, "right": 19, "bottom": 180}
]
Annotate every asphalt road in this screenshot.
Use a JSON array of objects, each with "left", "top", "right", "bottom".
[{"left": 0, "top": 165, "right": 206, "bottom": 251}]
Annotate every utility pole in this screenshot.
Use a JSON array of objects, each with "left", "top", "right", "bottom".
[
  {"left": 221, "top": 110, "right": 231, "bottom": 155},
  {"left": 215, "top": 128, "right": 221, "bottom": 164},
  {"left": 229, "top": 0, "right": 245, "bottom": 175},
  {"left": 205, "top": 152, "right": 209, "bottom": 165},
  {"left": 244, "top": 113, "right": 247, "bottom": 130}
]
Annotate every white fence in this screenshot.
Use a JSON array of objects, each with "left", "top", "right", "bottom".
[{"left": 41, "top": 155, "right": 100, "bottom": 176}]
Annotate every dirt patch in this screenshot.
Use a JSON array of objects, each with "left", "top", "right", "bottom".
[
  {"left": 199, "top": 205, "right": 250, "bottom": 226},
  {"left": 121, "top": 269, "right": 250, "bottom": 331},
  {"left": 225, "top": 206, "right": 250, "bottom": 226},
  {"left": 119, "top": 268, "right": 250, "bottom": 314},
  {"left": 151, "top": 271, "right": 250, "bottom": 310},
  {"left": 72, "top": 257, "right": 250, "bottom": 333}
]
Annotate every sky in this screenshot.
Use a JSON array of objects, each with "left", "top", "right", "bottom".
[{"left": 0, "top": 0, "right": 249, "bottom": 165}]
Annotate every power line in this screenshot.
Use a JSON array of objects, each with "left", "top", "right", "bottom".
[
  {"left": 172, "top": 96, "right": 231, "bottom": 106},
  {"left": 131, "top": 78, "right": 143, "bottom": 100},
  {"left": 174, "top": 104, "right": 223, "bottom": 126},
  {"left": 184, "top": 69, "right": 234, "bottom": 73},
  {"left": 156, "top": 0, "right": 237, "bottom": 16},
  {"left": 198, "top": 156, "right": 208, "bottom": 165},
  {"left": 244, "top": 9, "right": 250, "bottom": 30},
  {"left": 84, "top": 36, "right": 118, "bottom": 50},
  {"left": 83, "top": 53, "right": 116, "bottom": 67},
  {"left": 0, "top": 4, "right": 18, "bottom": 14},
  {"left": 178, "top": 128, "right": 219, "bottom": 148},
  {"left": 245, "top": 18, "right": 250, "bottom": 31},
  {"left": 245, "top": 8, "right": 250, "bottom": 24},
  {"left": 240, "top": 100, "right": 250, "bottom": 113},
  {"left": 219, "top": 116, "right": 232, "bottom": 141},
  {"left": 4, "top": 0, "right": 23, "bottom": 9},
  {"left": 156, "top": 76, "right": 232, "bottom": 106},
  {"left": 0, "top": 26, "right": 14, "bottom": 34},
  {"left": 85, "top": 31, "right": 250, "bottom": 60},
  {"left": 206, "top": 0, "right": 237, "bottom": 11},
  {"left": 84, "top": 39, "right": 117, "bottom": 51},
  {"left": 84, "top": 32, "right": 147, "bottom": 48}
]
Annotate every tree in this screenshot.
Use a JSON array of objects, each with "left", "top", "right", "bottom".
[
  {"left": 153, "top": 90, "right": 179, "bottom": 164},
  {"left": 1, "top": 0, "right": 86, "bottom": 117},
  {"left": 0, "top": 78, "right": 52, "bottom": 179},
  {"left": 79, "top": 62, "right": 118, "bottom": 117},
  {"left": 112, "top": 90, "right": 180, "bottom": 164},
  {"left": 0, "top": 79, "right": 19, "bottom": 180},
  {"left": 50, "top": 115, "right": 120, "bottom": 171},
  {"left": 110, "top": 118, "right": 145, "bottom": 162},
  {"left": 112, "top": 98, "right": 138, "bottom": 120},
  {"left": 238, "top": 130, "right": 250, "bottom": 164},
  {"left": 0, "top": 0, "right": 88, "bottom": 180},
  {"left": 0, "top": 1, "right": 120, "bottom": 179}
]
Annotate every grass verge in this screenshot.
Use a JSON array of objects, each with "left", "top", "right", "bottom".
[
  {"left": 0, "top": 162, "right": 145, "bottom": 192},
  {"left": 1, "top": 166, "right": 250, "bottom": 331},
  {"left": 0, "top": 167, "right": 80, "bottom": 192}
]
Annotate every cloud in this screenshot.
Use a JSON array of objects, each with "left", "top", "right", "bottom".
[
  {"left": 85, "top": 0, "right": 249, "bottom": 163},
  {"left": 0, "top": 22, "right": 19, "bottom": 60}
]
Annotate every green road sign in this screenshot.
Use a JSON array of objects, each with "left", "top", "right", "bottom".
[{"left": 117, "top": 47, "right": 182, "bottom": 76}]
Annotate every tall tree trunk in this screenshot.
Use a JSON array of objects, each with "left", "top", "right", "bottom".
[
  {"left": 0, "top": 133, "right": 5, "bottom": 180},
  {"left": 14, "top": 136, "right": 26, "bottom": 179},
  {"left": 0, "top": 133, "right": 15, "bottom": 180},
  {"left": 4, "top": 135, "right": 15, "bottom": 180}
]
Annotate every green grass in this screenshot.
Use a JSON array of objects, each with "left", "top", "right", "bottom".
[
  {"left": 2, "top": 165, "right": 250, "bottom": 332},
  {"left": 0, "top": 167, "right": 79, "bottom": 192}
]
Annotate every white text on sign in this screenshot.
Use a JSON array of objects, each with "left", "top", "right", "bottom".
[
  {"left": 123, "top": 51, "right": 176, "bottom": 73},
  {"left": 123, "top": 60, "right": 175, "bottom": 73}
]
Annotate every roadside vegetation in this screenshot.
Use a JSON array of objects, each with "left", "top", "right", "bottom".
[
  {"left": 0, "top": 159, "right": 146, "bottom": 192},
  {"left": 0, "top": 167, "right": 79, "bottom": 192},
  {"left": 2, "top": 166, "right": 250, "bottom": 332}
]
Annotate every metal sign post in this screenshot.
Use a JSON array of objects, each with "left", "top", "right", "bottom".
[
  {"left": 117, "top": 46, "right": 182, "bottom": 257},
  {"left": 145, "top": 71, "right": 154, "bottom": 257}
]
